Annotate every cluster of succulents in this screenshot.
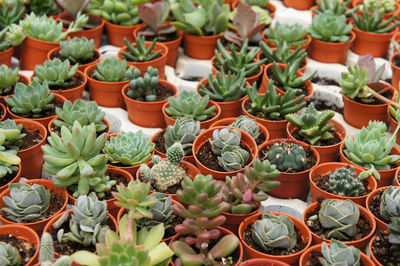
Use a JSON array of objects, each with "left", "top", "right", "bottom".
[
  {"left": 325, "top": 167, "right": 367, "bottom": 197},
  {"left": 93, "top": 57, "right": 134, "bottom": 82},
  {"left": 59, "top": 37, "right": 96, "bottom": 64},
  {"left": 351, "top": 4, "right": 400, "bottom": 33},
  {"left": 28, "top": 0, "right": 59, "bottom": 16},
  {"left": 363, "top": 0, "right": 396, "bottom": 14},
  {"left": 34, "top": 59, "right": 78, "bottom": 88},
  {"left": 125, "top": 67, "right": 159, "bottom": 102},
  {"left": 0, "top": 65, "right": 20, "bottom": 96},
  {"left": 265, "top": 141, "right": 307, "bottom": 172},
  {"left": 230, "top": 115, "right": 261, "bottom": 141},
  {"left": 87, "top": 0, "right": 140, "bottom": 26},
  {"left": 0, "top": 0, "right": 25, "bottom": 30},
  {"left": 259, "top": 40, "right": 307, "bottom": 67},
  {"left": 121, "top": 36, "right": 162, "bottom": 63}
]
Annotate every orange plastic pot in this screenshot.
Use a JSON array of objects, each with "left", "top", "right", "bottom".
[
  {"left": 239, "top": 258, "right": 290, "bottom": 266},
  {"left": 118, "top": 41, "right": 168, "bottom": 80},
  {"left": 299, "top": 243, "right": 375, "bottom": 266},
  {"left": 286, "top": 119, "right": 346, "bottom": 163},
  {"left": 238, "top": 211, "right": 311, "bottom": 265},
  {"left": 396, "top": 167, "right": 400, "bottom": 186},
  {"left": 283, "top": 0, "right": 315, "bottom": 10},
  {"left": 303, "top": 201, "right": 376, "bottom": 250},
  {"left": 14, "top": 119, "right": 47, "bottom": 179},
  {"left": 368, "top": 235, "right": 384, "bottom": 266},
  {"left": 262, "top": 31, "right": 312, "bottom": 51},
  {"left": 0, "top": 164, "right": 21, "bottom": 195},
  {"left": 183, "top": 33, "right": 221, "bottom": 59},
  {"left": 84, "top": 64, "right": 129, "bottom": 108},
  {"left": 339, "top": 141, "right": 400, "bottom": 187},
  {"left": 48, "top": 115, "right": 111, "bottom": 137},
  {"left": 19, "top": 36, "right": 60, "bottom": 70},
  {"left": 104, "top": 20, "right": 137, "bottom": 47},
  {"left": 133, "top": 23, "right": 183, "bottom": 67},
  {"left": 390, "top": 52, "right": 400, "bottom": 90},
  {"left": 122, "top": 80, "right": 178, "bottom": 128},
  {"left": 222, "top": 203, "right": 261, "bottom": 236},
  {"left": 352, "top": 26, "right": 395, "bottom": 58},
  {"left": 47, "top": 47, "right": 101, "bottom": 72},
  {"left": 0, "top": 102, "right": 6, "bottom": 121},
  {"left": 366, "top": 186, "right": 394, "bottom": 231},
  {"left": 257, "top": 139, "right": 320, "bottom": 200},
  {"left": 192, "top": 126, "right": 258, "bottom": 179},
  {"left": 387, "top": 105, "right": 400, "bottom": 145},
  {"left": 0, "top": 225, "right": 40, "bottom": 266},
  {"left": 0, "top": 46, "right": 14, "bottom": 67},
  {"left": 0, "top": 179, "right": 68, "bottom": 233},
  {"left": 309, "top": 162, "right": 377, "bottom": 206},
  {"left": 308, "top": 31, "right": 355, "bottom": 64}
]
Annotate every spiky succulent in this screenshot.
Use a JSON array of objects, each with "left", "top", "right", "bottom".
[
  {"left": 285, "top": 103, "right": 335, "bottom": 146},
  {"left": 318, "top": 239, "right": 361, "bottom": 266},
  {"left": 5, "top": 79, "right": 55, "bottom": 118},
  {"left": 199, "top": 69, "right": 248, "bottom": 102},
  {"left": 265, "top": 22, "right": 308, "bottom": 47},
  {"left": 0, "top": 0, "right": 25, "bottom": 30},
  {"left": 0, "top": 241, "right": 21, "bottom": 266},
  {"left": 309, "top": 11, "right": 353, "bottom": 42},
  {"left": 0, "top": 27, "right": 10, "bottom": 52},
  {"left": 140, "top": 143, "right": 187, "bottom": 192},
  {"left": 314, "top": 0, "right": 350, "bottom": 16},
  {"left": 93, "top": 57, "right": 134, "bottom": 82},
  {"left": 231, "top": 115, "right": 260, "bottom": 140},
  {"left": 380, "top": 186, "right": 400, "bottom": 220},
  {"left": 41, "top": 121, "right": 115, "bottom": 199},
  {"left": 265, "top": 141, "right": 307, "bottom": 172},
  {"left": 363, "top": 0, "right": 396, "bottom": 14},
  {"left": 164, "top": 116, "right": 203, "bottom": 156},
  {"left": 351, "top": 4, "right": 400, "bottom": 33},
  {"left": 242, "top": 0, "right": 269, "bottom": 6},
  {"left": 318, "top": 199, "right": 360, "bottom": 240},
  {"left": 87, "top": 0, "right": 140, "bottom": 26},
  {"left": 0, "top": 65, "right": 20, "bottom": 96},
  {"left": 104, "top": 131, "right": 155, "bottom": 166},
  {"left": 210, "top": 128, "right": 241, "bottom": 156},
  {"left": 164, "top": 91, "right": 216, "bottom": 122},
  {"left": 39, "top": 232, "right": 72, "bottom": 266},
  {"left": 0, "top": 119, "right": 26, "bottom": 151},
  {"left": 125, "top": 67, "right": 159, "bottom": 102},
  {"left": 251, "top": 212, "right": 297, "bottom": 250},
  {"left": 259, "top": 40, "right": 307, "bottom": 67},
  {"left": 326, "top": 167, "right": 367, "bottom": 197},
  {"left": 29, "top": 0, "right": 59, "bottom": 16},
  {"left": 59, "top": 37, "right": 96, "bottom": 64},
  {"left": 121, "top": 36, "right": 162, "bottom": 63},
  {"left": 34, "top": 58, "right": 78, "bottom": 88}
]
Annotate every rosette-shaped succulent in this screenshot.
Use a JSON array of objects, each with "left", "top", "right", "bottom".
[
  {"left": 251, "top": 212, "right": 297, "bottom": 250},
  {"left": 380, "top": 186, "right": 400, "bottom": 220},
  {"left": 326, "top": 167, "right": 366, "bottom": 197},
  {"left": 104, "top": 131, "right": 154, "bottom": 166},
  {"left": 2, "top": 183, "right": 50, "bottom": 223},
  {"left": 0, "top": 65, "right": 19, "bottom": 96},
  {"left": 265, "top": 22, "right": 308, "bottom": 47},
  {"left": 59, "top": 37, "right": 96, "bottom": 64},
  {"left": 231, "top": 115, "right": 260, "bottom": 140},
  {"left": 0, "top": 119, "right": 26, "bottom": 151},
  {"left": 0, "top": 241, "right": 21, "bottom": 266},
  {"left": 318, "top": 239, "right": 361, "bottom": 266},
  {"left": 318, "top": 199, "right": 360, "bottom": 240},
  {"left": 125, "top": 67, "right": 159, "bottom": 102},
  {"left": 266, "top": 142, "right": 307, "bottom": 172},
  {"left": 210, "top": 128, "right": 241, "bottom": 155},
  {"left": 218, "top": 145, "right": 249, "bottom": 171},
  {"left": 309, "top": 11, "right": 352, "bottom": 43},
  {"left": 93, "top": 57, "right": 134, "bottom": 82},
  {"left": 34, "top": 58, "right": 78, "bottom": 88},
  {"left": 98, "top": 239, "right": 150, "bottom": 266},
  {"left": 136, "top": 193, "right": 175, "bottom": 230},
  {"left": 164, "top": 116, "right": 203, "bottom": 156}
]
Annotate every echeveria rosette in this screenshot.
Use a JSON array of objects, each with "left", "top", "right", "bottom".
[
  {"left": 309, "top": 11, "right": 352, "bottom": 43},
  {"left": 318, "top": 239, "right": 361, "bottom": 266},
  {"left": 0, "top": 241, "right": 21, "bottom": 266},
  {"left": 380, "top": 186, "right": 400, "bottom": 220},
  {"left": 210, "top": 128, "right": 242, "bottom": 156}
]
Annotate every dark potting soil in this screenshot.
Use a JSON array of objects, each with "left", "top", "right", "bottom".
[
  {"left": 0, "top": 170, "right": 18, "bottom": 188},
  {"left": 19, "top": 127, "right": 43, "bottom": 150},
  {"left": 291, "top": 128, "right": 342, "bottom": 147},
  {"left": 48, "top": 74, "right": 84, "bottom": 91},
  {"left": 306, "top": 97, "right": 344, "bottom": 115},
  {"left": 196, "top": 141, "right": 252, "bottom": 172},
  {"left": 126, "top": 84, "right": 175, "bottom": 102},
  {"left": 353, "top": 87, "right": 392, "bottom": 105},
  {"left": 242, "top": 221, "right": 307, "bottom": 255},
  {"left": 372, "top": 230, "right": 400, "bottom": 265},
  {"left": 50, "top": 49, "right": 100, "bottom": 66},
  {"left": 394, "top": 55, "right": 400, "bottom": 68},
  {"left": 50, "top": 122, "right": 109, "bottom": 137},
  {"left": 267, "top": 69, "right": 309, "bottom": 97},
  {"left": 369, "top": 189, "right": 390, "bottom": 224},
  {"left": 244, "top": 101, "right": 286, "bottom": 121},
  {"left": 177, "top": 75, "right": 204, "bottom": 82},
  {"left": 213, "top": 60, "right": 261, "bottom": 78},
  {"left": 311, "top": 76, "right": 340, "bottom": 86},
  {"left": 153, "top": 129, "right": 167, "bottom": 154},
  {"left": 139, "top": 28, "right": 180, "bottom": 43},
  {"left": 0, "top": 235, "right": 36, "bottom": 265}
]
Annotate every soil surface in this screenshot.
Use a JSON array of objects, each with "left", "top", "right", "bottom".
[
  {"left": 19, "top": 127, "right": 43, "bottom": 150},
  {"left": 267, "top": 69, "right": 309, "bottom": 96},
  {"left": 291, "top": 128, "right": 342, "bottom": 146},
  {"left": 353, "top": 87, "right": 392, "bottom": 105},
  {"left": 0, "top": 235, "right": 36, "bottom": 265},
  {"left": 311, "top": 76, "right": 339, "bottom": 86},
  {"left": 50, "top": 50, "right": 100, "bottom": 66},
  {"left": 369, "top": 189, "right": 390, "bottom": 224},
  {"left": 153, "top": 129, "right": 167, "bottom": 154},
  {"left": 126, "top": 84, "right": 175, "bottom": 102},
  {"left": 0, "top": 170, "right": 19, "bottom": 188},
  {"left": 306, "top": 98, "right": 344, "bottom": 115},
  {"left": 371, "top": 230, "right": 400, "bottom": 265}
]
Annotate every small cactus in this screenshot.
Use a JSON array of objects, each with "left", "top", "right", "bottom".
[
  {"left": 326, "top": 167, "right": 366, "bottom": 197},
  {"left": 265, "top": 142, "right": 307, "bottom": 172}
]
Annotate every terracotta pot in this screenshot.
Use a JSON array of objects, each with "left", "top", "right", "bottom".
[
  {"left": 183, "top": 33, "right": 221, "bottom": 59},
  {"left": 262, "top": 31, "right": 312, "bottom": 51},
  {"left": 368, "top": 235, "right": 389, "bottom": 266},
  {"left": 396, "top": 167, "right": 400, "bottom": 186},
  {"left": 257, "top": 139, "right": 320, "bottom": 200},
  {"left": 222, "top": 203, "right": 261, "bottom": 236},
  {"left": 118, "top": 41, "right": 168, "bottom": 80},
  {"left": 339, "top": 141, "right": 400, "bottom": 187},
  {"left": 286, "top": 119, "right": 346, "bottom": 163},
  {"left": 299, "top": 243, "right": 375, "bottom": 266},
  {"left": 390, "top": 52, "right": 400, "bottom": 90},
  {"left": 342, "top": 82, "right": 393, "bottom": 129},
  {"left": 239, "top": 258, "right": 290, "bottom": 266},
  {"left": 366, "top": 186, "right": 394, "bottom": 231},
  {"left": 283, "top": 0, "right": 315, "bottom": 10},
  {"left": 387, "top": 105, "right": 400, "bottom": 145},
  {"left": 0, "top": 164, "right": 21, "bottom": 195},
  {"left": 47, "top": 47, "right": 101, "bottom": 72},
  {"left": 84, "top": 64, "right": 129, "bottom": 108},
  {"left": 104, "top": 20, "right": 137, "bottom": 47},
  {"left": 122, "top": 80, "right": 178, "bottom": 128},
  {"left": 0, "top": 225, "right": 40, "bottom": 266},
  {"left": 309, "top": 162, "right": 377, "bottom": 206},
  {"left": 352, "top": 26, "right": 395, "bottom": 58},
  {"left": 238, "top": 211, "right": 311, "bottom": 265},
  {"left": 0, "top": 102, "right": 6, "bottom": 121},
  {"left": 19, "top": 36, "right": 60, "bottom": 70},
  {"left": 192, "top": 126, "right": 258, "bottom": 179},
  {"left": 133, "top": 23, "right": 183, "bottom": 67},
  {"left": 7, "top": 93, "right": 67, "bottom": 128},
  {"left": 0, "top": 46, "right": 14, "bottom": 67},
  {"left": 308, "top": 31, "right": 356, "bottom": 64},
  {"left": 302, "top": 201, "right": 376, "bottom": 250},
  {"left": 256, "top": 50, "right": 308, "bottom": 74},
  {"left": 48, "top": 115, "right": 111, "bottom": 137}
]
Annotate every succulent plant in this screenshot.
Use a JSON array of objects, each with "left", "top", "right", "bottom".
[
  {"left": 164, "top": 116, "right": 203, "bottom": 156},
  {"left": 0, "top": 27, "right": 10, "bottom": 52},
  {"left": 210, "top": 128, "right": 242, "bottom": 156},
  {"left": 41, "top": 121, "right": 115, "bottom": 199},
  {"left": 314, "top": 0, "right": 350, "bottom": 16},
  {"left": 104, "top": 131, "right": 155, "bottom": 166},
  {"left": 140, "top": 143, "right": 187, "bottom": 192},
  {"left": 251, "top": 212, "right": 297, "bottom": 250},
  {"left": 55, "top": 0, "right": 91, "bottom": 19},
  {"left": 0, "top": 65, "right": 20, "bottom": 96},
  {"left": 5, "top": 79, "right": 55, "bottom": 118},
  {"left": 0, "top": 241, "right": 21, "bottom": 266},
  {"left": 231, "top": 115, "right": 260, "bottom": 140},
  {"left": 309, "top": 11, "right": 353, "bottom": 42},
  {"left": 387, "top": 216, "right": 400, "bottom": 245},
  {"left": 28, "top": 0, "right": 59, "bottom": 16},
  {"left": 87, "top": 0, "right": 141, "bottom": 26},
  {"left": 34, "top": 58, "right": 78, "bottom": 88},
  {"left": 218, "top": 145, "right": 250, "bottom": 172},
  {"left": 326, "top": 166, "right": 367, "bottom": 197},
  {"left": 380, "top": 186, "right": 400, "bottom": 220},
  {"left": 59, "top": 37, "right": 96, "bottom": 64},
  {"left": 265, "top": 22, "right": 308, "bottom": 47},
  {"left": 198, "top": 69, "right": 248, "bottom": 102},
  {"left": 0, "top": 0, "right": 25, "bottom": 30},
  {"left": 265, "top": 141, "right": 307, "bottom": 172},
  {"left": 246, "top": 80, "right": 306, "bottom": 121},
  {"left": 93, "top": 57, "right": 134, "bottom": 82},
  {"left": 285, "top": 103, "right": 335, "bottom": 146},
  {"left": 259, "top": 40, "right": 307, "bottom": 67},
  {"left": 350, "top": 4, "right": 400, "bottom": 33},
  {"left": 318, "top": 199, "right": 360, "bottom": 240},
  {"left": 363, "top": 0, "right": 396, "bottom": 13},
  {"left": 0, "top": 119, "right": 26, "bottom": 151},
  {"left": 39, "top": 232, "right": 72, "bottom": 266},
  {"left": 136, "top": 193, "right": 175, "bottom": 230},
  {"left": 318, "top": 239, "right": 361, "bottom": 266},
  {"left": 121, "top": 36, "right": 162, "bottom": 63},
  {"left": 53, "top": 100, "right": 107, "bottom": 133},
  {"left": 0, "top": 137, "right": 20, "bottom": 179},
  {"left": 125, "top": 67, "right": 159, "bottom": 102},
  {"left": 214, "top": 39, "right": 267, "bottom": 77}
]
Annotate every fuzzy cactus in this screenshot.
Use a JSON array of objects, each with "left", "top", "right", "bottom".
[
  {"left": 326, "top": 167, "right": 367, "bottom": 197},
  {"left": 39, "top": 232, "right": 72, "bottom": 266},
  {"left": 380, "top": 186, "right": 400, "bottom": 220},
  {"left": 265, "top": 141, "right": 307, "bottom": 172},
  {"left": 231, "top": 115, "right": 260, "bottom": 140},
  {"left": 0, "top": 241, "right": 21, "bottom": 266}
]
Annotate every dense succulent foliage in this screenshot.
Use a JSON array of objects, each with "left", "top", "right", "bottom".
[
  {"left": 34, "top": 59, "right": 78, "bottom": 88},
  {"left": 318, "top": 239, "right": 361, "bottom": 266},
  {"left": 387, "top": 216, "right": 400, "bottom": 246},
  {"left": 259, "top": 40, "right": 307, "bottom": 67},
  {"left": 265, "top": 141, "right": 307, "bottom": 172},
  {"left": 0, "top": 241, "right": 21, "bottom": 266},
  {"left": 265, "top": 22, "right": 308, "bottom": 47},
  {"left": 314, "top": 0, "right": 350, "bottom": 16},
  {"left": 363, "top": 0, "right": 396, "bottom": 14},
  {"left": 309, "top": 11, "right": 353, "bottom": 42},
  {"left": 231, "top": 115, "right": 260, "bottom": 140},
  {"left": 0, "top": 124, "right": 20, "bottom": 179},
  {"left": 326, "top": 167, "right": 367, "bottom": 197},
  {"left": 59, "top": 37, "right": 96, "bottom": 64},
  {"left": 87, "top": 0, "right": 140, "bottom": 26},
  {"left": 0, "top": 28, "right": 10, "bottom": 52},
  {"left": 39, "top": 232, "right": 72, "bottom": 266},
  {"left": 380, "top": 186, "right": 400, "bottom": 220},
  {"left": 28, "top": 0, "right": 59, "bottom": 16},
  {"left": 121, "top": 36, "right": 162, "bottom": 62},
  {"left": 125, "top": 67, "right": 159, "bottom": 102},
  {"left": 93, "top": 57, "right": 134, "bottom": 82},
  {"left": 0, "top": 0, "right": 25, "bottom": 30},
  {"left": 0, "top": 65, "right": 20, "bottom": 96},
  {"left": 351, "top": 4, "right": 400, "bottom": 33},
  {"left": 55, "top": 0, "right": 91, "bottom": 19}
]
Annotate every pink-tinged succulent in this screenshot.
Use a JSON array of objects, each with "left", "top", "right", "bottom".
[{"left": 137, "top": 2, "right": 176, "bottom": 39}]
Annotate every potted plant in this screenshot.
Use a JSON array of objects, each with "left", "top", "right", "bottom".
[
  {"left": 284, "top": 0, "right": 315, "bottom": 10},
  {"left": 118, "top": 36, "right": 168, "bottom": 80},
  {"left": 311, "top": 0, "right": 351, "bottom": 17},
  {"left": 133, "top": 1, "right": 183, "bottom": 67},
  {"left": 170, "top": 174, "right": 243, "bottom": 265},
  {"left": 37, "top": 233, "right": 72, "bottom": 265},
  {"left": 0, "top": 65, "right": 29, "bottom": 105},
  {"left": 5, "top": 79, "right": 66, "bottom": 127},
  {"left": 391, "top": 39, "right": 400, "bottom": 90},
  {"left": 170, "top": 0, "right": 229, "bottom": 59},
  {"left": 47, "top": 37, "right": 101, "bottom": 72},
  {"left": 84, "top": 56, "right": 133, "bottom": 108},
  {"left": 27, "top": 0, "right": 60, "bottom": 17},
  {"left": 230, "top": 0, "right": 275, "bottom": 19},
  {"left": 262, "top": 22, "right": 311, "bottom": 50},
  {"left": 353, "top": 0, "right": 399, "bottom": 19},
  {"left": 303, "top": 199, "right": 376, "bottom": 249},
  {"left": 238, "top": 211, "right": 312, "bottom": 265},
  {"left": 0, "top": 127, "right": 21, "bottom": 194},
  {"left": 285, "top": 103, "right": 346, "bottom": 163},
  {"left": 0, "top": 0, "right": 25, "bottom": 30},
  {"left": 122, "top": 66, "right": 177, "bottom": 128},
  {"left": 308, "top": 11, "right": 355, "bottom": 64},
  {"left": 193, "top": 126, "right": 257, "bottom": 179}
]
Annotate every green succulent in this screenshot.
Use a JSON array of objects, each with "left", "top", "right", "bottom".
[
  {"left": 380, "top": 186, "right": 400, "bottom": 220},
  {"left": 93, "top": 57, "right": 134, "bottom": 82},
  {"left": 285, "top": 103, "right": 335, "bottom": 146},
  {"left": 259, "top": 40, "right": 307, "bottom": 67},
  {"left": 137, "top": 1, "right": 173, "bottom": 38},
  {"left": 318, "top": 239, "right": 361, "bottom": 266},
  {"left": 387, "top": 216, "right": 400, "bottom": 245},
  {"left": 363, "top": 0, "right": 396, "bottom": 13},
  {"left": 0, "top": 133, "right": 20, "bottom": 179},
  {"left": 218, "top": 145, "right": 250, "bottom": 172},
  {"left": 5, "top": 79, "right": 55, "bottom": 118},
  {"left": 121, "top": 36, "right": 162, "bottom": 63},
  {"left": 164, "top": 91, "right": 216, "bottom": 122},
  {"left": 326, "top": 166, "right": 367, "bottom": 197},
  {"left": 0, "top": 119, "right": 26, "bottom": 151},
  {"left": 29, "top": 0, "right": 59, "bottom": 16},
  {"left": 309, "top": 11, "right": 353, "bottom": 42},
  {"left": 210, "top": 128, "right": 241, "bottom": 156},
  {"left": 241, "top": 0, "right": 269, "bottom": 7},
  {"left": 59, "top": 37, "right": 96, "bottom": 64},
  {"left": 0, "top": 0, "right": 25, "bottom": 30},
  {"left": 231, "top": 115, "right": 260, "bottom": 140},
  {"left": 314, "top": 0, "right": 350, "bottom": 16},
  {"left": 39, "top": 232, "right": 72, "bottom": 266},
  {"left": 0, "top": 241, "right": 21, "bottom": 266},
  {"left": 251, "top": 212, "right": 297, "bottom": 250},
  {"left": 0, "top": 65, "right": 20, "bottom": 96},
  {"left": 164, "top": 116, "right": 203, "bottom": 156},
  {"left": 125, "top": 67, "right": 159, "bottom": 102},
  {"left": 0, "top": 27, "right": 11, "bottom": 52},
  {"left": 103, "top": 131, "right": 155, "bottom": 166},
  {"left": 265, "top": 22, "right": 308, "bottom": 47},
  {"left": 265, "top": 141, "right": 307, "bottom": 172},
  {"left": 87, "top": 0, "right": 141, "bottom": 26},
  {"left": 34, "top": 58, "right": 78, "bottom": 88},
  {"left": 350, "top": 4, "right": 400, "bottom": 33}
]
